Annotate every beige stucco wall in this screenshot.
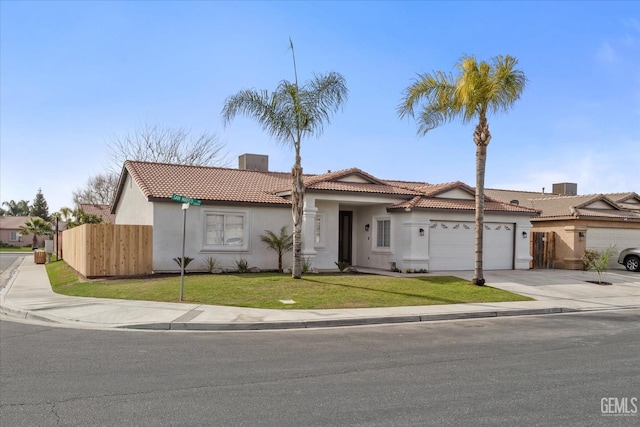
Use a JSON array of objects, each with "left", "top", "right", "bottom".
[{"left": 531, "top": 219, "right": 640, "bottom": 269}]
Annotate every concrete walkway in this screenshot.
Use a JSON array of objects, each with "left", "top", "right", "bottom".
[{"left": 1, "top": 256, "right": 639, "bottom": 331}]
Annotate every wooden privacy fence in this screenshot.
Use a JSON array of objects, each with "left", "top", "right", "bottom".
[
  {"left": 532, "top": 231, "right": 555, "bottom": 269},
  {"left": 62, "top": 224, "right": 152, "bottom": 277}
]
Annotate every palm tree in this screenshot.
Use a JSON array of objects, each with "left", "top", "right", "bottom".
[
  {"left": 2, "top": 200, "right": 30, "bottom": 216},
  {"left": 18, "top": 217, "right": 53, "bottom": 249},
  {"left": 398, "top": 55, "right": 526, "bottom": 285},
  {"left": 260, "top": 226, "right": 294, "bottom": 273},
  {"left": 222, "top": 39, "right": 348, "bottom": 279}
]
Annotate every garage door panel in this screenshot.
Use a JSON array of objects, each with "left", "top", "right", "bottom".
[
  {"left": 429, "top": 221, "right": 514, "bottom": 271},
  {"left": 588, "top": 228, "right": 640, "bottom": 251},
  {"left": 587, "top": 228, "right": 640, "bottom": 268}
]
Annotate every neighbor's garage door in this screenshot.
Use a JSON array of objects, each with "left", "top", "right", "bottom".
[
  {"left": 587, "top": 227, "right": 640, "bottom": 268},
  {"left": 587, "top": 228, "right": 640, "bottom": 250},
  {"left": 428, "top": 221, "right": 515, "bottom": 271}
]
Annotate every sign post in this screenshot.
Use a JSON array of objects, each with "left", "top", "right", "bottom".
[
  {"left": 171, "top": 194, "right": 202, "bottom": 301},
  {"left": 180, "top": 203, "right": 188, "bottom": 301}
]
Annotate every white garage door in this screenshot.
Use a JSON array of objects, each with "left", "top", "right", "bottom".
[
  {"left": 587, "top": 228, "right": 640, "bottom": 268},
  {"left": 587, "top": 228, "right": 640, "bottom": 251},
  {"left": 428, "top": 221, "right": 515, "bottom": 271}
]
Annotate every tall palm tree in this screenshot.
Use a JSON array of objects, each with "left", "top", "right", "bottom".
[
  {"left": 260, "top": 226, "right": 294, "bottom": 273},
  {"left": 398, "top": 55, "right": 526, "bottom": 285},
  {"left": 222, "top": 39, "right": 348, "bottom": 279},
  {"left": 18, "top": 217, "right": 53, "bottom": 249}
]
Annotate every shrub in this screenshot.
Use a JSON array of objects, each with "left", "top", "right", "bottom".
[
  {"left": 235, "top": 258, "right": 249, "bottom": 273},
  {"left": 335, "top": 261, "right": 350, "bottom": 272},
  {"left": 173, "top": 256, "right": 194, "bottom": 270},
  {"left": 302, "top": 257, "right": 313, "bottom": 274},
  {"left": 582, "top": 245, "right": 617, "bottom": 284},
  {"left": 202, "top": 256, "right": 218, "bottom": 273},
  {"left": 581, "top": 249, "right": 599, "bottom": 271}
]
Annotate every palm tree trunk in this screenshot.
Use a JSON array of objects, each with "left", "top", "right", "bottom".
[
  {"left": 291, "top": 151, "right": 304, "bottom": 279},
  {"left": 473, "top": 116, "right": 491, "bottom": 286}
]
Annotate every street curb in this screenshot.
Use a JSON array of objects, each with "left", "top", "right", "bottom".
[{"left": 117, "top": 307, "right": 580, "bottom": 331}]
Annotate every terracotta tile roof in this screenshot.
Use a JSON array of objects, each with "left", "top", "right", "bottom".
[
  {"left": 486, "top": 189, "right": 640, "bottom": 221},
  {"left": 79, "top": 204, "right": 116, "bottom": 223},
  {"left": 120, "top": 161, "right": 293, "bottom": 206},
  {"left": 303, "top": 168, "right": 386, "bottom": 187},
  {"left": 305, "top": 180, "right": 422, "bottom": 196},
  {"left": 0, "top": 216, "right": 31, "bottom": 229},
  {"left": 112, "top": 161, "right": 568, "bottom": 217},
  {"left": 388, "top": 197, "right": 539, "bottom": 213}
]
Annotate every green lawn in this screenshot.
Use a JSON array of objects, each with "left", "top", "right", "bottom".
[
  {"left": 46, "top": 260, "right": 532, "bottom": 309},
  {"left": 0, "top": 246, "right": 34, "bottom": 252}
]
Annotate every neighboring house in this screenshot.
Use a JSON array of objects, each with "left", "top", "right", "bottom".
[
  {"left": 486, "top": 184, "right": 640, "bottom": 269},
  {"left": 0, "top": 216, "right": 45, "bottom": 248},
  {"left": 79, "top": 204, "right": 115, "bottom": 223},
  {"left": 111, "top": 155, "right": 538, "bottom": 273}
]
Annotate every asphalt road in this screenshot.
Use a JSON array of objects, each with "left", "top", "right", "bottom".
[
  {"left": 1, "top": 310, "right": 639, "bottom": 426},
  {"left": 0, "top": 253, "right": 28, "bottom": 289}
]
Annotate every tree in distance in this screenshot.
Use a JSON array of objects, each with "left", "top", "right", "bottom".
[
  {"left": 73, "top": 123, "right": 229, "bottom": 206},
  {"left": 19, "top": 217, "right": 52, "bottom": 249},
  {"left": 29, "top": 188, "right": 50, "bottom": 221},
  {"left": 1, "top": 199, "right": 30, "bottom": 216}
]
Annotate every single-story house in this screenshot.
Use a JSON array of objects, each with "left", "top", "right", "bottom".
[
  {"left": 111, "top": 154, "right": 538, "bottom": 273},
  {"left": 79, "top": 203, "right": 115, "bottom": 223},
  {"left": 0, "top": 216, "right": 46, "bottom": 248},
  {"left": 486, "top": 184, "right": 640, "bottom": 269}
]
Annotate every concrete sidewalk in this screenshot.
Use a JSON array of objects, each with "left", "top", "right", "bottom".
[{"left": 1, "top": 256, "right": 639, "bottom": 331}]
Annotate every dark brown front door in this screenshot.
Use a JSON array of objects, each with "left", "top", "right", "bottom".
[{"left": 338, "top": 211, "right": 352, "bottom": 265}]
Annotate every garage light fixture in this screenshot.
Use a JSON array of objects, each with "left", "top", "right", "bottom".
[
  {"left": 522, "top": 231, "right": 528, "bottom": 239},
  {"left": 419, "top": 228, "right": 424, "bottom": 236},
  {"left": 365, "top": 224, "right": 370, "bottom": 232}
]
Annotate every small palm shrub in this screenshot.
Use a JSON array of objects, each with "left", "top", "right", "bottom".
[
  {"left": 173, "top": 256, "right": 194, "bottom": 270},
  {"left": 335, "top": 261, "right": 350, "bottom": 272},
  {"left": 235, "top": 258, "right": 249, "bottom": 273}
]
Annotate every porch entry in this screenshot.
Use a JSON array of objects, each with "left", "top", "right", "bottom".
[{"left": 338, "top": 211, "right": 353, "bottom": 265}]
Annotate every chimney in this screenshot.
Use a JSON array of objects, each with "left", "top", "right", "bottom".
[
  {"left": 552, "top": 182, "right": 577, "bottom": 196},
  {"left": 238, "top": 154, "right": 268, "bottom": 171}
]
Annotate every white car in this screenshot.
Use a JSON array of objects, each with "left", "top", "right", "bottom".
[{"left": 618, "top": 248, "right": 640, "bottom": 272}]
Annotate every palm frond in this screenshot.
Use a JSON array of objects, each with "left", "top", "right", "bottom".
[{"left": 400, "top": 54, "right": 526, "bottom": 131}]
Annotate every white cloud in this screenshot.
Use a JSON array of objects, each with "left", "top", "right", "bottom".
[{"left": 595, "top": 41, "right": 618, "bottom": 64}]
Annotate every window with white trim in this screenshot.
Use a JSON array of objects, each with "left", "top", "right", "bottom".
[
  {"left": 9, "top": 231, "right": 19, "bottom": 241},
  {"left": 376, "top": 219, "right": 391, "bottom": 248},
  {"left": 204, "top": 211, "right": 247, "bottom": 250}
]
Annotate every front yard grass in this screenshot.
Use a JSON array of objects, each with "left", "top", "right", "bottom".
[
  {"left": 0, "top": 246, "right": 34, "bottom": 252},
  {"left": 46, "top": 260, "right": 532, "bottom": 309}
]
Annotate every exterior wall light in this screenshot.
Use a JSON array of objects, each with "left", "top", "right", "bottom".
[
  {"left": 522, "top": 231, "right": 528, "bottom": 239},
  {"left": 365, "top": 224, "right": 370, "bottom": 232},
  {"left": 579, "top": 231, "right": 585, "bottom": 239},
  {"left": 419, "top": 228, "right": 424, "bottom": 236}
]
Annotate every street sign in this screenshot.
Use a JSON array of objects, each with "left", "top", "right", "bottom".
[{"left": 171, "top": 193, "right": 202, "bottom": 206}]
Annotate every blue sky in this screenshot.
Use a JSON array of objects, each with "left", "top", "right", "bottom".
[{"left": 1, "top": 0, "right": 639, "bottom": 213}]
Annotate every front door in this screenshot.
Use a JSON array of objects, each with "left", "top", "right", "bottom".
[{"left": 338, "top": 211, "right": 353, "bottom": 265}]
